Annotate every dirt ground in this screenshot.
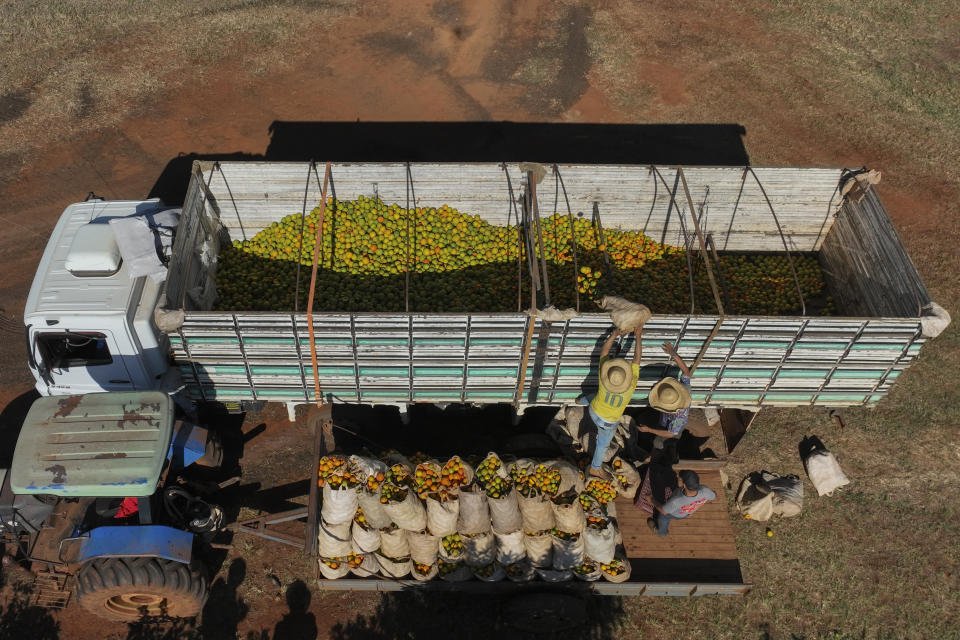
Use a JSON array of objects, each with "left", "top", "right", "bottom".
[{"left": 1, "top": 0, "right": 958, "bottom": 638}]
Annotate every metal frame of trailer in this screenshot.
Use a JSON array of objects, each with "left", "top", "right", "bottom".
[
  {"left": 169, "top": 314, "right": 923, "bottom": 409},
  {"left": 161, "top": 161, "right": 947, "bottom": 413},
  {"left": 314, "top": 579, "right": 751, "bottom": 596}
]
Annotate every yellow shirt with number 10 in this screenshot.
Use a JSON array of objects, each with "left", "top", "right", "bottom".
[{"left": 589, "top": 356, "right": 641, "bottom": 423}]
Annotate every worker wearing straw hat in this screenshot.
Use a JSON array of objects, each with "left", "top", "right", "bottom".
[
  {"left": 638, "top": 341, "right": 693, "bottom": 450},
  {"left": 576, "top": 326, "right": 643, "bottom": 480}
]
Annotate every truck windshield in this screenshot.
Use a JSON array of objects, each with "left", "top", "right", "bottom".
[{"left": 36, "top": 332, "right": 113, "bottom": 368}]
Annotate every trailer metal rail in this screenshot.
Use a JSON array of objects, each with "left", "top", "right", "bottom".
[{"left": 170, "top": 313, "right": 924, "bottom": 410}]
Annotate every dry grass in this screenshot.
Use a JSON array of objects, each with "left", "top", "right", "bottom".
[
  {"left": 765, "top": 2, "right": 959, "bottom": 153},
  {"left": 586, "top": 1, "right": 960, "bottom": 182},
  {"left": 580, "top": 3, "right": 960, "bottom": 637},
  {"left": 0, "top": 0, "right": 357, "bottom": 159},
  {"left": 585, "top": 8, "right": 656, "bottom": 114},
  {"left": 602, "top": 363, "right": 960, "bottom": 640}
]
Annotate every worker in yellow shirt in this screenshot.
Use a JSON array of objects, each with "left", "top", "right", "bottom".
[{"left": 576, "top": 326, "right": 643, "bottom": 479}]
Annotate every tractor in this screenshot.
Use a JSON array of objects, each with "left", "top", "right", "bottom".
[{"left": 0, "top": 392, "right": 227, "bottom": 621}]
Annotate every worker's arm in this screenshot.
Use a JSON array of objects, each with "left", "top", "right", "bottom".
[
  {"left": 662, "top": 341, "right": 691, "bottom": 378},
  {"left": 600, "top": 328, "right": 624, "bottom": 358},
  {"left": 652, "top": 497, "right": 672, "bottom": 514},
  {"left": 631, "top": 327, "right": 643, "bottom": 365},
  {"left": 638, "top": 424, "right": 676, "bottom": 439}
]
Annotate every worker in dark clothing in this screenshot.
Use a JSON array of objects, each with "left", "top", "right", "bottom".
[
  {"left": 636, "top": 341, "right": 693, "bottom": 459},
  {"left": 647, "top": 469, "right": 715, "bottom": 536}
]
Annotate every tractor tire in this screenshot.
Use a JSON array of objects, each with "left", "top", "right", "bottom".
[{"left": 76, "top": 557, "right": 208, "bottom": 622}]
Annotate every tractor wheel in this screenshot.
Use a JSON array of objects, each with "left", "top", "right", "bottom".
[{"left": 76, "top": 557, "right": 208, "bottom": 622}]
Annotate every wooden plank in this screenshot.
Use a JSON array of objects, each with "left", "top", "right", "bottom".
[
  {"left": 627, "top": 543, "right": 740, "bottom": 552},
  {"left": 642, "top": 583, "right": 696, "bottom": 596},
  {"left": 30, "top": 499, "right": 90, "bottom": 565},
  {"left": 200, "top": 161, "right": 845, "bottom": 252},
  {"left": 620, "top": 540, "right": 739, "bottom": 553},
  {"left": 618, "top": 510, "right": 733, "bottom": 523},
  {"left": 619, "top": 509, "right": 730, "bottom": 521},
  {"left": 626, "top": 545, "right": 739, "bottom": 555},
  {"left": 321, "top": 576, "right": 748, "bottom": 595},
  {"left": 635, "top": 550, "right": 740, "bottom": 557},
  {"left": 623, "top": 542, "right": 739, "bottom": 553},
  {"left": 619, "top": 520, "right": 733, "bottom": 531},
  {"left": 165, "top": 163, "right": 214, "bottom": 311},
  {"left": 620, "top": 522, "right": 735, "bottom": 532},
  {"left": 628, "top": 516, "right": 734, "bottom": 527},
  {"left": 626, "top": 521, "right": 735, "bottom": 533},
  {"left": 694, "top": 584, "right": 752, "bottom": 595},
  {"left": 647, "top": 516, "right": 733, "bottom": 527},
  {"left": 617, "top": 469, "right": 741, "bottom": 567},
  {"left": 622, "top": 533, "right": 737, "bottom": 545},
  {"left": 620, "top": 524, "right": 736, "bottom": 534},
  {"left": 629, "top": 547, "right": 740, "bottom": 555},
  {"left": 820, "top": 188, "right": 931, "bottom": 318},
  {"left": 667, "top": 459, "right": 728, "bottom": 470},
  {"left": 621, "top": 535, "right": 739, "bottom": 546}
]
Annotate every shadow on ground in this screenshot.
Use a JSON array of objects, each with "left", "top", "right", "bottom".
[
  {"left": 0, "top": 390, "right": 39, "bottom": 469},
  {"left": 120, "top": 578, "right": 316, "bottom": 640},
  {"left": 0, "top": 578, "right": 60, "bottom": 640},
  {"left": 198, "top": 559, "right": 250, "bottom": 640},
  {"left": 326, "top": 588, "right": 625, "bottom": 640},
  {"left": 149, "top": 122, "right": 750, "bottom": 206},
  {"left": 232, "top": 579, "right": 625, "bottom": 640}
]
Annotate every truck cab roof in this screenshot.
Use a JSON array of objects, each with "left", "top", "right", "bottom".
[
  {"left": 10, "top": 392, "right": 174, "bottom": 497},
  {"left": 24, "top": 199, "right": 165, "bottom": 321}
]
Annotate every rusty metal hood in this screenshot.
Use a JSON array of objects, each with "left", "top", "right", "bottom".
[{"left": 11, "top": 393, "right": 173, "bottom": 497}]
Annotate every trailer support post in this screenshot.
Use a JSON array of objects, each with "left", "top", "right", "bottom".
[
  {"left": 677, "top": 168, "right": 725, "bottom": 315},
  {"left": 306, "top": 162, "right": 332, "bottom": 406}
]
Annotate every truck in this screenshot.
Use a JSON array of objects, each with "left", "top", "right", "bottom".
[{"left": 23, "top": 161, "right": 949, "bottom": 421}]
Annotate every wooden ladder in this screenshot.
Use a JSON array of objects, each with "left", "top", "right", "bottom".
[{"left": 32, "top": 569, "right": 72, "bottom": 609}]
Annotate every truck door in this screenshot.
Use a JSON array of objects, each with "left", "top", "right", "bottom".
[{"left": 31, "top": 330, "right": 134, "bottom": 395}]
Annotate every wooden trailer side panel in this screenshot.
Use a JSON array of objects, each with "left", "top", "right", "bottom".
[
  {"left": 819, "top": 188, "right": 932, "bottom": 318},
  {"left": 192, "top": 161, "right": 844, "bottom": 253}
]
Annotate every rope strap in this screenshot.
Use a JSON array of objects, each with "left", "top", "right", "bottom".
[{"left": 306, "top": 162, "right": 332, "bottom": 405}]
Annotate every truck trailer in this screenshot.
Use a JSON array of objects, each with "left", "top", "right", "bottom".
[{"left": 24, "top": 161, "right": 949, "bottom": 418}]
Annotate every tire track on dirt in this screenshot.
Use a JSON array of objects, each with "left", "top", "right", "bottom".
[
  {"left": 0, "top": 310, "right": 20, "bottom": 334},
  {"left": 362, "top": 30, "right": 492, "bottom": 119}
]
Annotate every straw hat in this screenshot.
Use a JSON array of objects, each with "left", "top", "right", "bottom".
[
  {"left": 649, "top": 377, "right": 692, "bottom": 412},
  {"left": 600, "top": 358, "right": 633, "bottom": 394}
]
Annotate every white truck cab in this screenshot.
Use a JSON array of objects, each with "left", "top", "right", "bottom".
[{"left": 25, "top": 199, "right": 172, "bottom": 396}]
